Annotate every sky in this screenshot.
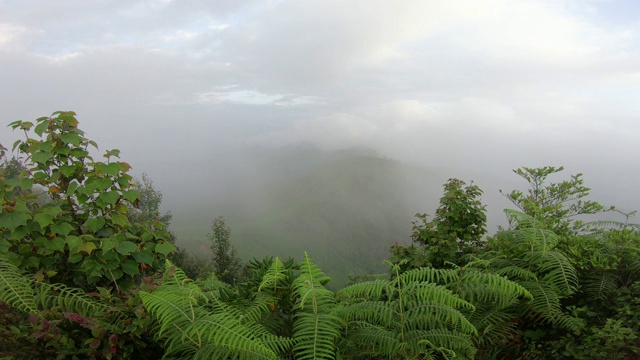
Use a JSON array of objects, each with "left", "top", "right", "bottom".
[{"left": 1, "top": 0, "right": 639, "bottom": 223}]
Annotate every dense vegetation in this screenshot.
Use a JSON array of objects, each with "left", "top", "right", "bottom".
[{"left": 1, "top": 112, "right": 639, "bottom": 359}]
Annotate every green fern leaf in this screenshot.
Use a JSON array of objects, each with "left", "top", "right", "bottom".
[{"left": 0, "top": 255, "right": 37, "bottom": 313}]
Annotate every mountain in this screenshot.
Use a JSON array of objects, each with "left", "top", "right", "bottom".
[{"left": 171, "top": 146, "right": 447, "bottom": 288}]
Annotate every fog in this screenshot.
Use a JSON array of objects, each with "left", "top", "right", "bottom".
[{"left": 1, "top": 1, "right": 639, "bottom": 273}]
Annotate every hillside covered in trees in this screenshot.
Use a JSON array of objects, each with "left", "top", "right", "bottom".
[{"left": 2, "top": 112, "right": 639, "bottom": 359}]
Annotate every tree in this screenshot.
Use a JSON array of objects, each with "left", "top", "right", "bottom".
[
  {"left": 0, "top": 111, "right": 173, "bottom": 358},
  {"left": 410, "top": 178, "right": 487, "bottom": 268},
  {"left": 500, "top": 166, "right": 608, "bottom": 236},
  {"left": 127, "top": 172, "right": 215, "bottom": 279},
  {"left": 128, "top": 173, "right": 172, "bottom": 227},
  {"left": 208, "top": 216, "right": 242, "bottom": 284}
]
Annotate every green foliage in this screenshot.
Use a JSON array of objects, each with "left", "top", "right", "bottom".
[
  {"left": 141, "top": 254, "right": 339, "bottom": 359},
  {"left": 0, "top": 253, "right": 159, "bottom": 359},
  {"left": 128, "top": 173, "right": 173, "bottom": 227},
  {"left": 410, "top": 178, "right": 487, "bottom": 268},
  {"left": 292, "top": 253, "right": 341, "bottom": 360},
  {"left": 1, "top": 112, "right": 174, "bottom": 290},
  {"left": 337, "top": 262, "right": 530, "bottom": 359},
  {"left": 500, "top": 166, "right": 607, "bottom": 236},
  {"left": 0, "top": 112, "right": 174, "bottom": 358},
  {"left": 208, "top": 216, "right": 243, "bottom": 284}
]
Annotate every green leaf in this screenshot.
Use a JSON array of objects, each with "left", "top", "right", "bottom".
[
  {"left": 34, "top": 120, "right": 48, "bottom": 136},
  {"left": 111, "top": 214, "right": 130, "bottom": 228},
  {"left": 95, "top": 177, "right": 113, "bottom": 192},
  {"left": 0, "top": 212, "right": 31, "bottom": 231},
  {"left": 32, "top": 151, "right": 52, "bottom": 164},
  {"left": 154, "top": 242, "right": 174, "bottom": 256},
  {"left": 78, "top": 242, "right": 97, "bottom": 255},
  {"left": 67, "top": 180, "right": 78, "bottom": 195},
  {"left": 101, "top": 238, "right": 118, "bottom": 252},
  {"left": 106, "top": 149, "right": 120, "bottom": 157},
  {"left": 104, "top": 163, "right": 122, "bottom": 176},
  {"left": 140, "top": 232, "right": 153, "bottom": 242},
  {"left": 40, "top": 205, "right": 62, "bottom": 217},
  {"left": 132, "top": 251, "right": 153, "bottom": 264},
  {"left": 60, "top": 133, "right": 81, "bottom": 146},
  {"left": 68, "top": 253, "right": 83, "bottom": 263},
  {"left": 58, "top": 165, "right": 76, "bottom": 177},
  {"left": 121, "top": 260, "right": 140, "bottom": 275},
  {"left": 34, "top": 213, "right": 54, "bottom": 228},
  {"left": 109, "top": 268, "right": 124, "bottom": 280},
  {"left": 0, "top": 239, "right": 10, "bottom": 253},
  {"left": 97, "top": 191, "right": 120, "bottom": 207},
  {"left": 51, "top": 222, "right": 74, "bottom": 236},
  {"left": 122, "top": 189, "right": 139, "bottom": 203},
  {"left": 85, "top": 218, "right": 106, "bottom": 232},
  {"left": 45, "top": 237, "right": 66, "bottom": 252},
  {"left": 115, "top": 241, "right": 137, "bottom": 255},
  {"left": 66, "top": 235, "right": 83, "bottom": 251}
]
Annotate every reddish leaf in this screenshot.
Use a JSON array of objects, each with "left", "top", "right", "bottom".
[
  {"left": 90, "top": 339, "right": 101, "bottom": 349},
  {"left": 63, "top": 312, "right": 87, "bottom": 325}
]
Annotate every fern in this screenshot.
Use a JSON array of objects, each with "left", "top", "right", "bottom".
[
  {"left": 291, "top": 252, "right": 341, "bottom": 360},
  {"left": 0, "top": 256, "right": 36, "bottom": 314},
  {"left": 455, "top": 269, "right": 533, "bottom": 307},
  {"left": 527, "top": 250, "right": 578, "bottom": 296},
  {"left": 582, "top": 271, "right": 620, "bottom": 302},
  {"left": 140, "top": 282, "right": 281, "bottom": 360},
  {"left": 338, "top": 265, "right": 479, "bottom": 359},
  {"left": 258, "top": 257, "right": 287, "bottom": 293}
]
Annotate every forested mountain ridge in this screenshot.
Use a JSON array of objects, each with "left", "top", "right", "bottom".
[{"left": 174, "top": 154, "right": 445, "bottom": 287}]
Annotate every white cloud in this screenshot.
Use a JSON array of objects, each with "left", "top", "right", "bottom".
[
  {"left": 0, "top": 23, "right": 29, "bottom": 52},
  {"left": 195, "top": 87, "right": 323, "bottom": 106}
]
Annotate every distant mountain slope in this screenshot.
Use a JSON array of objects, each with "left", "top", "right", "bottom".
[{"left": 170, "top": 145, "right": 451, "bottom": 288}]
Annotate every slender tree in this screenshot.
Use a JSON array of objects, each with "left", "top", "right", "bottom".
[{"left": 208, "top": 216, "right": 242, "bottom": 284}]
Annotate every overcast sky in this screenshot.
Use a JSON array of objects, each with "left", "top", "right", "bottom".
[{"left": 1, "top": 0, "right": 639, "bottom": 217}]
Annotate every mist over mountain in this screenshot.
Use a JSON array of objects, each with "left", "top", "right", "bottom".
[{"left": 166, "top": 144, "right": 448, "bottom": 287}]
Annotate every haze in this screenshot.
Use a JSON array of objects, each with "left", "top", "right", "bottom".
[{"left": 1, "top": 1, "right": 639, "bottom": 263}]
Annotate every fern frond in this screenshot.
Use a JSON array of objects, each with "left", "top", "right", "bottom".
[
  {"left": 404, "top": 303, "right": 476, "bottom": 335},
  {"left": 162, "top": 261, "right": 193, "bottom": 288},
  {"left": 492, "top": 265, "right": 538, "bottom": 282},
  {"left": 467, "top": 302, "right": 519, "bottom": 347},
  {"left": 503, "top": 227, "right": 558, "bottom": 252},
  {"left": 197, "top": 273, "right": 228, "bottom": 293},
  {"left": 520, "top": 280, "right": 583, "bottom": 333},
  {"left": 293, "top": 253, "right": 335, "bottom": 312},
  {"left": 34, "top": 281, "right": 124, "bottom": 321},
  {"left": 406, "top": 329, "right": 476, "bottom": 359},
  {"left": 403, "top": 282, "right": 476, "bottom": 314},
  {"left": 344, "top": 324, "right": 400, "bottom": 358},
  {"left": 582, "top": 271, "right": 620, "bottom": 302},
  {"left": 291, "top": 253, "right": 340, "bottom": 360},
  {"left": 338, "top": 300, "right": 395, "bottom": 328},
  {"left": 527, "top": 251, "right": 577, "bottom": 296},
  {"left": 504, "top": 209, "right": 536, "bottom": 227},
  {"left": 258, "top": 257, "right": 286, "bottom": 293},
  {"left": 259, "top": 333, "right": 295, "bottom": 357},
  {"left": 140, "top": 288, "right": 198, "bottom": 339},
  {"left": 187, "top": 314, "right": 280, "bottom": 360},
  {"left": 397, "top": 266, "right": 460, "bottom": 286},
  {"left": 0, "top": 255, "right": 36, "bottom": 313},
  {"left": 457, "top": 269, "right": 533, "bottom": 306},
  {"left": 520, "top": 281, "right": 561, "bottom": 319},
  {"left": 292, "top": 313, "right": 342, "bottom": 360},
  {"left": 587, "top": 219, "right": 640, "bottom": 230},
  {"left": 336, "top": 279, "right": 392, "bottom": 301}
]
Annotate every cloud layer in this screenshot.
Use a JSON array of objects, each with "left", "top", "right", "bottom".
[{"left": 1, "top": 0, "right": 639, "bottom": 217}]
